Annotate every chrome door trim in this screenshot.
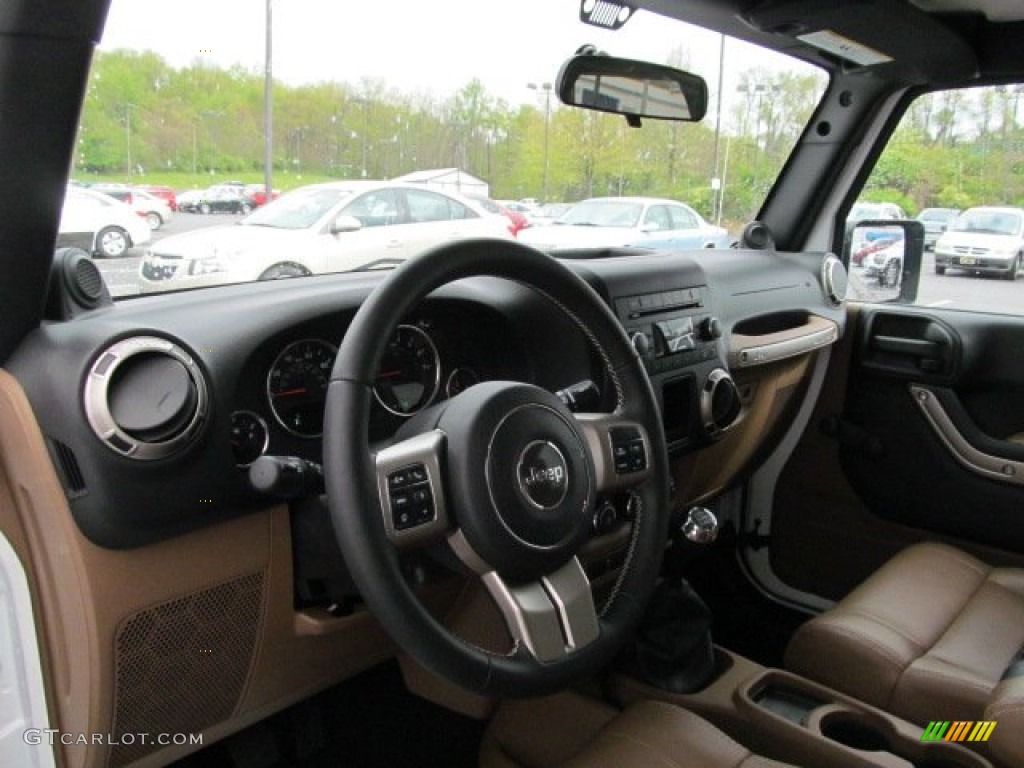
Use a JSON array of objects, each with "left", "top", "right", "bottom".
[{"left": 910, "top": 384, "right": 1024, "bottom": 487}]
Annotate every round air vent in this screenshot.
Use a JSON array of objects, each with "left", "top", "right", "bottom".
[
  {"left": 701, "top": 368, "right": 742, "bottom": 438},
  {"left": 84, "top": 336, "right": 209, "bottom": 460},
  {"left": 822, "top": 254, "right": 848, "bottom": 306}
]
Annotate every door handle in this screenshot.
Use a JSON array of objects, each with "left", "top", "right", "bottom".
[{"left": 872, "top": 336, "right": 941, "bottom": 357}]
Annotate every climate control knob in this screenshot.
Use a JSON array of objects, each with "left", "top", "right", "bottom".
[
  {"left": 699, "top": 316, "right": 722, "bottom": 341},
  {"left": 700, "top": 368, "right": 741, "bottom": 437},
  {"left": 629, "top": 331, "right": 650, "bottom": 356}
]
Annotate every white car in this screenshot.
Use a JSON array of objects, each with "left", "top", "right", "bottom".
[
  {"left": 58, "top": 186, "right": 152, "bottom": 258},
  {"left": 934, "top": 206, "right": 1024, "bottom": 279},
  {"left": 519, "top": 196, "right": 729, "bottom": 252},
  {"left": 131, "top": 188, "right": 174, "bottom": 230},
  {"left": 139, "top": 181, "right": 513, "bottom": 292}
]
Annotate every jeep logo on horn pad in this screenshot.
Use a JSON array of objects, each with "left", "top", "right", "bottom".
[{"left": 516, "top": 440, "right": 569, "bottom": 509}]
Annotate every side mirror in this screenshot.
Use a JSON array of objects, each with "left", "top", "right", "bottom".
[
  {"left": 845, "top": 219, "right": 925, "bottom": 303},
  {"left": 330, "top": 215, "right": 363, "bottom": 234},
  {"left": 555, "top": 53, "right": 708, "bottom": 122}
]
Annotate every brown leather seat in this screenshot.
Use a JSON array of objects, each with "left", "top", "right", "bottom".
[
  {"left": 785, "top": 542, "right": 1024, "bottom": 763},
  {"left": 481, "top": 691, "right": 798, "bottom": 768}
]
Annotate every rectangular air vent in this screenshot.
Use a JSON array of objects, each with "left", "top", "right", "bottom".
[{"left": 48, "top": 438, "right": 87, "bottom": 498}]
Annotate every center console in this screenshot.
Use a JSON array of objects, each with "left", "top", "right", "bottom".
[{"left": 614, "top": 649, "right": 993, "bottom": 768}]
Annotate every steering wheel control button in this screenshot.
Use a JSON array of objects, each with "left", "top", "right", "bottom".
[
  {"left": 374, "top": 430, "right": 449, "bottom": 547},
  {"left": 610, "top": 426, "right": 647, "bottom": 474},
  {"left": 517, "top": 441, "right": 569, "bottom": 509},
  {"left": 388, "top": 464, "right": 434, "bottom": 530}
]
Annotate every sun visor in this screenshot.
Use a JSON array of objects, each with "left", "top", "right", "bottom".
[{"left": 741, "top": 0, "right": 978, "bottom": 83}]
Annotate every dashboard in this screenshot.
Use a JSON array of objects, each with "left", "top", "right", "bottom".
[
  {"left": 3, "top": 243, "right": 847, "bottom": 768},
  {"left": 9, "top": 246, "right": 845, "bottom": 551}
]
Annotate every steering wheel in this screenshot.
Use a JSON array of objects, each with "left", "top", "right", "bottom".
[{"left": 324, "top": 238, "right": 670, "bottom": 697}]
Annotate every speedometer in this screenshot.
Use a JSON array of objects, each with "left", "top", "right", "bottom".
[
  {"left": 373, "top": 324, "right": 440, "bottom": 417},
  {"left": 266, "top": 339, "right": 337, "bottom": 437}
]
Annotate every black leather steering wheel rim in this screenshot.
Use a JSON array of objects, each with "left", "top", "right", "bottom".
[{"left": 324, "top": 237, "right": 670, "bottom": 696}]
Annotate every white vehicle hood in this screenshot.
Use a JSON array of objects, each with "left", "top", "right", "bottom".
[
  {"left": 518, "top": 224, "right": 640, "bottom": 251},
  {"left": 150, "top": 224, "right": 311, "bottom": 259},
  {"left": 937, "top": 230, "right": 1023, "bottom": 252}
]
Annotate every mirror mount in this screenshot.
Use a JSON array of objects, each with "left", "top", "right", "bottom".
[{"left": 555, "top": 51, "right": 708, "bottom": 123}]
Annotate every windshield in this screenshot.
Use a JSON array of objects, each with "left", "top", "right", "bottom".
[
  {"left": 243, "top": 188, "right": 351, "bottom": 230},
  {"left": 950, "top": 209, "right": 1022, "bottom": 236},
  {"left": 78, "top": 0, "right": 826, "bottom": 297},
  {"left": 561, "top": 200, "right": 644, "bottom": 228}
]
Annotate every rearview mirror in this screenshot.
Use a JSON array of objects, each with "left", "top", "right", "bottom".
[{"left": 555, "top": 53, "right": 708, "bottom": 122}]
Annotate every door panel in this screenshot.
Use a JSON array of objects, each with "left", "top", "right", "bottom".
[{"left": 769, "top": 305, "right": 1024, "bottom": 602}]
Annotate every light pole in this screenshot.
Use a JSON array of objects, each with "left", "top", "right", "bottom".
[
  {"left": 124, "top": 103, "right": 135, "bottom": 178},
  {"left": 711, "top": 34, "right": 725, "bottom": 225},
  {"left": 264, "top": 0, "right": 274, "bottom": 200},
  {"left": 354, "top": 97, "right": 369, "bottom": 178},
  {"left": 528, "top": 82, "right": 552, "bottom": 202}
]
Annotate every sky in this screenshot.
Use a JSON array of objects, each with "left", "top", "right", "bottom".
[{"left": 97, "top": 0, "right": 815, "bottom": 113}]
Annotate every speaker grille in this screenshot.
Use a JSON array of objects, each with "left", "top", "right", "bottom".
[
  {"left": 73, "top": 257, "right": 104, "bottom": 303},
  {"left": 109, "top": 571, "right": 266, "bottom": 766}
]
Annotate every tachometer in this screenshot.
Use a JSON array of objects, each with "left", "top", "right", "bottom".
[
  {"left": 446, "top": 366, "right": 481, "bottom": 398},
  {"left": 373, "top": 325, "right": 440, "bottom": 417},
  {"left": 266, "top": 339, "right": 338, "bottom": 437}
]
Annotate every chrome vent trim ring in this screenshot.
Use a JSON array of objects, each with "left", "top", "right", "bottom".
[
  {"left": 83, "top": 335, "right": 209, "bottom": 460},
  {"left": 822, "top": 254, "right": 848, "bottom": 306}
]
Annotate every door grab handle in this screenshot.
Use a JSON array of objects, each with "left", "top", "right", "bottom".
[
  {"left": 910, "top": 385, "right": 1024, "bottom": 487},
  {"left": 873, "top": 336, "right": 940, "bottom": 357}
]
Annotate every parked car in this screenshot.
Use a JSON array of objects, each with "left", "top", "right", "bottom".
[
  {"left": 139, "top": 181, "right": 513, "bottom": 291},
  {"left": 861, "top": 238, "right": 905, "bottom": 286},
  {"left": 137, "top": 184, "right": 178, "bottom": 211},
  {"left": 850, "top": 234, "right": 901, "bottom": 266},
  {"left": 86, "top": 181, "right": 135, "bottom": 205},
  {"left": 466, "top": 195, "right": 528, "bottom": 236},
  {"left": 57, "top": 185, "right": 152, "bottom": 258},
  {"left": 916, "top": 207, "right": 960, "bottom": 250},
  {"left": 519, "top": 196, "right": 729, "bottom": 251},
  {"left": 178, "top": 185, "right": 254, "bottom": 215},
  {"left": 934, "top": 205, "right": 1024, "bottom": 279},
  {"left": 174, "top": 188, "right": 204, "bottom": 211},
  {"left": 130, "top": 188, "right": 174, "bottom": 230},
  {"left": 845, "top": 200, "right": 907, "bottom": 251},
  {"left": 497, "top": 200, "right": 535, "bottom": 216},
  {"left": 243, "top": 183, "right": 281, "bottom": 207},
  {"left": 528, "top": 201, "right": 574, "bottom": 227}
]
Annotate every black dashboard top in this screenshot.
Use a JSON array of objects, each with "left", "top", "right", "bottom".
[{"left": 8, "top": 247, "right": 844, "bottom": 548}]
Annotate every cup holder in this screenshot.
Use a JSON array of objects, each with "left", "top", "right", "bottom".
[{"left": 819, "top": 711, "right": 890, "bottom": 752}]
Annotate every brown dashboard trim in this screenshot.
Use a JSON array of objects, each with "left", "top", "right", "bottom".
[{"left": 0, "top": 369, "right": 423, "bottom": 768}]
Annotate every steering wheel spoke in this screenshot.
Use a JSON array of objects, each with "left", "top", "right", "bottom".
[
  {"left": 482, "top": 557, "right": 599, "bottom": 663},
  {"left": 373, "top": 429, "right": 451, "bottom": 547},
  {"left": 575, "top": 413, "right": 653, "bottom": 492}
]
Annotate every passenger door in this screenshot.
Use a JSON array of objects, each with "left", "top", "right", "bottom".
[
  {"left": 761, "top": 85, "right": 1024, "bottom": 603},
  {"left": 325, "top": 188, "right": 409, "bottom": 270},
  {"left": 398, "top": 188, "right": 490, "bottom": 255}
]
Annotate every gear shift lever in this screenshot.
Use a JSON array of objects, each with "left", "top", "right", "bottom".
[{"left": 682, "top": 506, "right": 719, "bottom": 544}]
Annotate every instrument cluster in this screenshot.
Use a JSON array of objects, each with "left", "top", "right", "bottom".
[{"left": 229, "top": 321, "right": 487, "bottom": 467}]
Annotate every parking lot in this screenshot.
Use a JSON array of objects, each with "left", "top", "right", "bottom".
[
  {"left": 97, "top": 216, "right": 1023, "bottom": 314},
  {"left": 95, "top": 211, "right": 246, "bottom": 297}
]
